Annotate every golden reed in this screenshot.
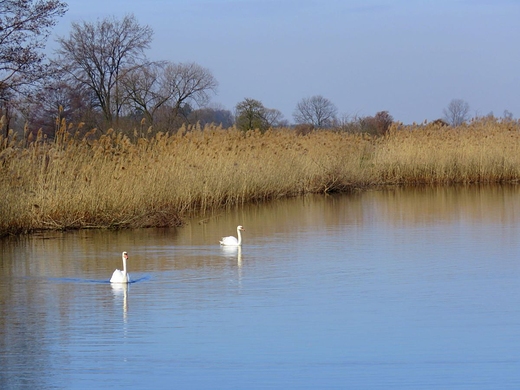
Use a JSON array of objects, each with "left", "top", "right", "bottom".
[{"left": 1, "top": 118, "right": 519, "bottom": 236}]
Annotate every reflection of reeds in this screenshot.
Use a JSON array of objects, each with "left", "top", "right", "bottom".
[{"left": 1, "top": 118, "right": 519, "bottom": 236}]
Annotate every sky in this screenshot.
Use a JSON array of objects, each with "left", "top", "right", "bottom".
[{"left": 50, "top": 0, "right": 520, "bottom": 124}]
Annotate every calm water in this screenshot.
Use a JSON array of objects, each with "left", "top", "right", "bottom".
[{"left": 1, "top": 186, "right": 520, "bottom": 389}]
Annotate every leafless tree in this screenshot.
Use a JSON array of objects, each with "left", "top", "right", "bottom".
[
  {"left": 0, "top": 0, "right": 66, "bottom": 89},
  {"left": 0, "top": 0, "right": 67, "bottom": 135},
  {"left": 263, "top": 108, "right": 286, "bottom": 128},
  {"left": 162, "top": 62, "right": 218, "bottom": 121},
  {"left": 503, "top": 110, "right": 514, "bottom": 120},
  {"left": 293, "top": 95, "right": 338, "bottom": 128},
  {"left": 123, "top": 61, "right": 218, "bottom": 127},
  {"left": 122, "top": 61, "right": 169, "bottom": 124},
  {"left": 22, "top": 79, "right": 99, "bottom": 138},
  {"left": 55, "top": 14, "right": 153, "bottom": 128},
  {"left": 443, "top": 99, "right": 470, "bottom": 126}
]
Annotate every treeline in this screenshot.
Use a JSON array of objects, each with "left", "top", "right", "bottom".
[
  {"left": 0, "top": 5, "right": 392, "bottom": 142},
  {"left": 2, "top": 3, "right": 513, "bottom": 145},
  {"left": 1, "top": 9, "right": 224, "bottom": 139}
]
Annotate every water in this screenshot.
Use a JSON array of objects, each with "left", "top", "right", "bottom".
[{"left": 1, "top": 186, "right": 520, "bottom": 389}]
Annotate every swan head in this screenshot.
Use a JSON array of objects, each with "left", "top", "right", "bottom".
[
  {"left": 237, "top": 226, "right": 245, "bottom": 231},
  {"left": 122, "top": 251, "right": 128, "bottom": 259}
]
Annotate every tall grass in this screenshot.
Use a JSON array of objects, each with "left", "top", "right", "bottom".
[
  {"left": 1, "top": 118, "right": 519, "bottom": 237},
  {"left": 375, "top": 119, "right": 520, "bottom": 184}
]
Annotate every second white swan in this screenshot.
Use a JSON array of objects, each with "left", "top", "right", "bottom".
[
  {"left": 220, "top": 225, "right": 245, "bottom": 246},
  {"left": 110, "top": 251, "right": 131, "bottom": 283}
]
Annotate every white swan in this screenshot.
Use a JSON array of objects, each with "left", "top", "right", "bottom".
[
  {"left": 220, "top": 225, "right": 245, "bottom": 246},
  {"left": 110, "top": 251, "right": 131, "bottom": 283}
]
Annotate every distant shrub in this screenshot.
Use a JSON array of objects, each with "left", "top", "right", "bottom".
[
  {"left": 430, "top": 119, "right": 449, "bottom": 127},
  {"left": 336, "top": 111, "right": 394, "bottom": 136},
  {"left": 359, "top": 111, "right": 393, "bottom": 136},
  {"left": 294, "top": 123, "right": 314, "bottom": 135}
]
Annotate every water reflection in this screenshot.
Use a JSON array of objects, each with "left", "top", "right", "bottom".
[
  {"left": 1, "top": 185, "right": 517, "bottom": 277},
  {"left": 220, "top": 245, "right": 243, "bottom": 289},
  {"left": 220, "top": 245, "right": 242, "bottom": 267},
  {"left": 111, "top": 282, "right": 129, "bottom": 323}
]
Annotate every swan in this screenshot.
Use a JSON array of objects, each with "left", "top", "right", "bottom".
[
  {"left": 110, "top": 251, "right": 131, "bottom": 283},
  {"left": 220, "top": 225, "right": 245, "bottom": 246}
]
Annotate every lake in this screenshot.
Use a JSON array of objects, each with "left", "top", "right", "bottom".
[{"left": 1, "top": 185, "right": 520, "bottom": 389}]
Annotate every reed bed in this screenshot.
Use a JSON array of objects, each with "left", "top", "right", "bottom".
[
  {"left": 375, "top": 119, "right": 520, "bottom": 184},
  {"left": 1, "top": 118, "right": 519, "bottom": 237}
]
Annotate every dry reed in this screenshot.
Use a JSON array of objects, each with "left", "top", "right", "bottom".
[
  {"left": 1, "top": 118, "right": 519, "bottom": 237},
  {"left": 375, "top": 119, "right": 520, "bottom": 184}
]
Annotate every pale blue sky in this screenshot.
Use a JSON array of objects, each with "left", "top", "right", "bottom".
[{"left": 51, "top": 0, "right": 520, "bottom": 124}]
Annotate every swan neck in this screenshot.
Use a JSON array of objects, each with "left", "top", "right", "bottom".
[
  {"left": 237, "top": 227, "right": 242, "bottom": 245},
  {"left": 122, "top": 256, "right": 127, "bottom": 274}
]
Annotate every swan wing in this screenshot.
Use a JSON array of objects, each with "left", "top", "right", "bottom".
[
  {"left": 220, "top": 236, "right": 239, "bottom": 246},
  {"left": 110, "top": 269, "right": 124, "bottom": 283}
]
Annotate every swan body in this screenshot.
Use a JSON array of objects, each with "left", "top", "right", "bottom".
[
  {"left": 220, "top": 225, "right": 245, "bottom": 246},
  {"left": 110, "top": 251, "right": 131, "bottom": 283}
]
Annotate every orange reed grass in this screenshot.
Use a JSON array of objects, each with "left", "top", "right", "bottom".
[{"left": 1, "top": 118, "right": 519, "bottom": 237}]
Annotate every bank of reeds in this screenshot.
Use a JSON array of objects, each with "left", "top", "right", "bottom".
[
  {"left": 375, "top": 118, "right": 520, "bottom": 184},
  {"left": 1, "top": 118, "right": 519, "bottom": 237}
]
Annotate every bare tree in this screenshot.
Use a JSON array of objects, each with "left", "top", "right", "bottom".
[
  {"left": 123, "top": 61, "right": 218, "bottom": 128},
  {"left": 122, "top": 61, "right": 169, "bottom": 124},
  {"left": 162, "top": 62, "right": 218, "bottom": 121},
  {"left": 55, "top": 14, "right": 153, "bottom": 128},
  {"left": 0, "top": 0, "right": 67, "bottom": 89},
  {"left": 0, "top": 0, "right": 67, "bottom": 135},
  {"left": 503, "top": 110, "right": 514, "bottom": 120},
  {"left": 443, "top": 99, "right": 470, "bottom": 126},
  {"left": 293, "top": 95, "right": 337, "bottom": 128},
  {"left": 22, "top": 79, "right": 99, "bottom": 138},
  {"left": 264, "top": 108, "right": 286, "bottom": 128}
]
